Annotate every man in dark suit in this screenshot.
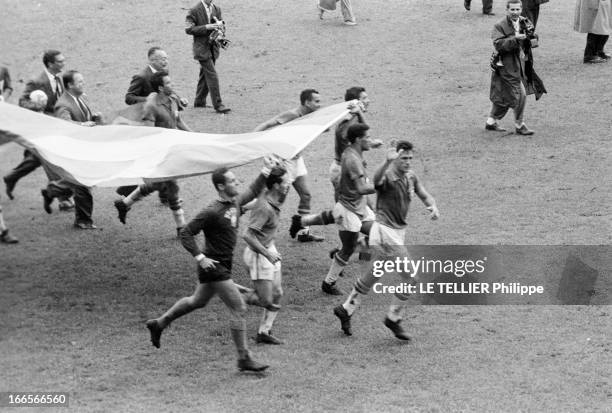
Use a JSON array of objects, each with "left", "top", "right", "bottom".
[
  {"left": 45, "top": 70, "right": 102, "bottom": 229},
  {"left": 3, "top": 50, "right": 73, "bottom": 211},
  {"left": 186, "top": 0, "right": 231, "bottom": 113}
]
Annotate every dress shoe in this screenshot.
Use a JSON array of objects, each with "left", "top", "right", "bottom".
[
  {"left": 515, "top": 124, "right": 535, "bottom": 135},
  {"left": 41, "top": 189, "right": 53, "bottom": 214},
  {"left": 237, "top": 354, "right": 269, "bottom": 372},
  {"left": 297, "top": 229, "right": 324, "bottom": 242},
  {"left": 343, "top": 20, "right": 357, "bottom": 26},
  {"left": 146, "top": 319, "right": 163, "bottom": 348},
  {"left": 333, "top": 305, "right": 352, "bottom": 336},
  {"left": 598, "top": 51, "right": 611, "bottom": 60},
  {"left": 383, "top": 317, "right": 411, "bottom": 341},
  {"left": 114, "top": 200, "right": 130, "bottom": 224},
  {"left": 256, "top": 331, "right": 283, "bottom": 345},
  {"left": 0, "top": 229, "right": 18, "bottom": 244},
  {"left": 464, "top": 0, "right": 471, "bottom": 10},
  {"left": 485, "top": 123, "right": 506, "bottom": 132},
  {"left": 214, "top": 105, "right": 231, "bottom": 114},
  {"left": 583, "top": 56, "right": 606, "bottom": 64},
  {"left": 74, "top": 222, "right": 98, "bottom": 230},
  {"left": 3, "top": 176, "right": 15, "bottom": 200}
]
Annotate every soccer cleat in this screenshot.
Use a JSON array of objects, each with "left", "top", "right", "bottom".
[
  {"left": 289, "top": 215, "right": 303, "bottom": 239},
  {"left": 256, "top": 331, "right": 283, "bottom": 345},
  {"left": 515, "top": 124, "right": 535, "bottom": 136},
  {"left": 333, "top": 305, "right": 352, "bottom": 336},
  {"left": 114, "top": 200, "right": 130, "bottom": 224},
  {"left": 237, "top": 354, "right": 269, "bottom": 372},
  {"left": 322, "top": 281, "right": 343, "bottom": 296},
  {"left": 41, "top": 189, "right": 53, "bottom": 214},
  {"left": 297, "top": 230, "right": 324, "bottom": 242},
  {"left": 383, "top": 317, "right": 411, "bottom": 341},
  {"left": 0, "top": 229, "right": 18, "bottom": 244},
  {"left": 3, "top": 176, "right": 15, "bottom": 200},
  {"left": 146, "top": 319, "right": 163, "bottom": 348}
]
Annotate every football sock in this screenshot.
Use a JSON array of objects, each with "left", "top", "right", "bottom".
[
  {"left": 230, "top": 319, "right": 249, "bottom": 359},
  {"left": 325, "top": 258, "right": 346, "bottom": 284},
  {"left": 124, "top": 188, "right": 142, "bottom": 206},
  {"left": 386, "top": 304, "right": 403, "bottom": 323},
  {"left": 0, "top": 211, "right": 6, "bottom": 232},
  {"left": 342, "top": 288, "right": 361, "bottom": 316},
  {"left": 259, "top": 309, "right": 278, "bottom": 334},
  {"left": 172, "top": 208, "right": 186, "bottom": 228}
]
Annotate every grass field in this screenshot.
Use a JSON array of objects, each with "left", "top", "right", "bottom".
[{"left": 1, "top": 0, "right": 611, "bottom": 412}]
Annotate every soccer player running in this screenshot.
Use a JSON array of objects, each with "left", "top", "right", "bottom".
[
  {"left": 114, "top": 72, "right": 191, "bottom": 236},
  {"left": 242, "top": 167, "right": 292, "bottom": 345},
  {"left": 145, "top": 156, "right": 279, "bottom": 372},
  {"left": 333, "top": 140, "right": 439, "bottom": 340},
  {"left": 320, "top": 123, "right": 377, "bottom": 295}
]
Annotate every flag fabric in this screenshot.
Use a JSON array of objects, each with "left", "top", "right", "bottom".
[{"left": 0, "top": 101, "right": 349, "bottom": 187}]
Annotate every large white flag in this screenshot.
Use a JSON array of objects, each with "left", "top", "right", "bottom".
[{"left": 0, "top": 101, "right": 349, "bottom": 187}]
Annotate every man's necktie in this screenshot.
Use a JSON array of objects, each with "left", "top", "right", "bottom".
[
  {"left": 77, "top": 97, "right": 92, "bottom": 121},
  {"left": 54, "top": 76, "right": 62, "bottom": 100}
]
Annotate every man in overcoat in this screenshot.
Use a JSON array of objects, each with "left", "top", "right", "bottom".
[{"left": 486, "top": 0, "right": 546, "bottom": 135}]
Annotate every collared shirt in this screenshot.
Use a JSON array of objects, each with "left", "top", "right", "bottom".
[
  {"left": 375, "top": 167, "right": 417, "bottom": 229},
  {"left": 201, "top": 0, "right": 213, "bottom": 20},
  {"left": 44, "top": 68, "right": 61, "bottom": 95},
  {"left": 272, "top": 105, "right": 310, "bottom": 126},
  {"left": 247, "top": 196, "right": 281, "bottom": 248}
]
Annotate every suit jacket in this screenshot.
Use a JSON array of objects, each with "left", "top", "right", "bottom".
[
  {"left": 185, "top": 2, "right": 223, "bottom": 61},
  {"left": 125, "top": 66, "right": 155, "bottom": 105},
  {"left": 19, "top": 71, "right": 64, "bottom": 114},
  {"left": 54, "top": 92, "right": 95, "bottom": 123}
]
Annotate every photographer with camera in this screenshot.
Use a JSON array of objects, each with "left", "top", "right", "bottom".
[
  {"left": 185, "top": 0, "right": 231, "bottom": 114},
  {"left": 485, "top": 0, "right": 546, "bottom": 135}
]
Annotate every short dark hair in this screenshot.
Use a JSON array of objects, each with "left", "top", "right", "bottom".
[
  {"left": 43, "top": 50, "right": 62, "bottom": 68},
  {"left": 506, "top": 0, "right": 522, "bottom": 7},
  {"left": 344, "top": 86, "right": 365, "bottom": 102},
  {"left": 62, "top": 70, "right": 79, "bottom": 89},
  {"left": 150, "top": 71, "right": 169, "bottom": 91},
  {"left": 300, "top": 89, "right": 319, "bottom": 106},
  {"left": 396, "top": 140, "right": 413, "bottom": 152},
  {"left": 148, "top": 46, "right": 163, "bottom": 58},
  {"left": 212, "top": 167, "right": 229, "bottom": 191},
  {"left": 346, "top": 123, "right": 370, "bottom": 144},
  {"left": 265, "top": 167, "right": 287, "bottom": 190}
]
